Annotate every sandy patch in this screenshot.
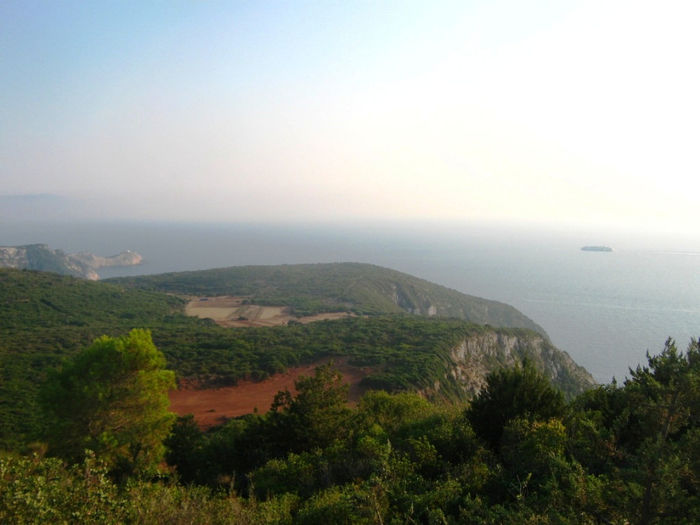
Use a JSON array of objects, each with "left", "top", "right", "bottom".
[
  {"left": 184, "top": 296, "right": 354, "bottom": 327},
  {"left": 169, "top": 359, "right": 371, "bottom": 429}
]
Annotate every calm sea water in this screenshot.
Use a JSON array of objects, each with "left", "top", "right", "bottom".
[{"left": 2, "top": 220, "right": 699, "bottom": 384}]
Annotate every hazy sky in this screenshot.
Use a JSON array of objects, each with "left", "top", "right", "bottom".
[{"left": 2, "top": 1, "right": 699, "bottom": 235}]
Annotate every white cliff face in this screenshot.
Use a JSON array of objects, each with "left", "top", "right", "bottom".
[
  {"left": 0, "top": 246, "right": 28, "bottom": 267},
  {"left": 68, "top": 250, "right": 143, "bottom": 270},
  {"left": 419, "top": 332, "right": 595, "bottom": 400},
  {"left": 0, "top": 244, "right": 142, "bottom": 280},
  {"left": 389, "top": 283, "right": 439, "bottom": 316},
  {"left": 448, "top": 333, "right": 530, "bottom": 396}
]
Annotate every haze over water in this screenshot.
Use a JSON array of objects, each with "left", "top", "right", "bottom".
[
  {"left": 3, "top": 220, "right": 698, "bottom": 384},
  {"left": 3, "top": 2, "right": 700, "bottom": 385}
]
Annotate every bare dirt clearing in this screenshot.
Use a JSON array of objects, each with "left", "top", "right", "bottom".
[
  {"left": 169, "top": 359, "right": 372, "bottom": 429},
  {"left": 184, "top": 296, "right": 353, "bottom": 327}
]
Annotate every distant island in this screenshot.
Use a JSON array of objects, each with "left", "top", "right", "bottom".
[
  {"left": 0, "top": 243, "right": 142, "bottom": 280},
  {"left": 581, "top": 245, "right": 613, "bottom": 252}
]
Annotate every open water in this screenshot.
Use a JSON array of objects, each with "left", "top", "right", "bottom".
[{"left": 2, "top": 220, "right": 699, "bottom": 384}]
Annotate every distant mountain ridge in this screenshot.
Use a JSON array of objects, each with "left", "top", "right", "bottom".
[
  {"left": 108, "top": 262, "right": 547, "bottom": 336},
  {"left": 0, "top": 243, "right": 142, "bottom": 280}
]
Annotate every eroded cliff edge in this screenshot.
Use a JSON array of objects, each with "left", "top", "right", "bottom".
[
  {"left": 423, "top": 330, "right": 595, "bottom": 400},
  {"left": 0, "top": 244, "right": 142, "bottom": 280}
]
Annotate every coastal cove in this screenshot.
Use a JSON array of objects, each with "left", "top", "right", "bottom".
[{"left": 3, "top": 220, "right": 699, "bottom": 383}]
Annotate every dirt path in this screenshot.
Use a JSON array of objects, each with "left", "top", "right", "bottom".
[{"left": 169, "top": 360, "right": 372, "bottom": 429}]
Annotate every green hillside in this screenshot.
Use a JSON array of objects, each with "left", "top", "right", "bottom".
[
  {"left": 0, "top": 268, "right": 186, "bottom": 446},
  {"left": 0, "top": 267, "right": 591, "bottom": 448},
  {"left": 107, "top": 262, "right": 546, "bottom": 335}
]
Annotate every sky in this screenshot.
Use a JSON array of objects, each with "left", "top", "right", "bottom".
[{"left": 2, "top": 1, "right": 700, "bottom": 236}]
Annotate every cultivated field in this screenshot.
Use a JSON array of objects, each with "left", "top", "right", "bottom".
[{"left": 184, "top": 295, "right": 352, "bottom": 327}]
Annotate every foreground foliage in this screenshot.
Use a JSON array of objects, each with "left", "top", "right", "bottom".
[
  {"left": 165, "top": 340, "right": 699, "bottom": 523},
  {"left": 40, "top": 330, "right": 176, "bottom": 479},
  {"left": 0, "top": 452, "right": 291, "bottom": 525},
  {"left": 2, "top": 267, "right": 696, "bottom": 522},
  {"left": 3, "top": 339, "right": 699, "bottom": 523}
]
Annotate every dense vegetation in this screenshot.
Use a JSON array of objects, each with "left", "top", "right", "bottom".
[
  {"left": 2, "top": 339, "right": 698, "bottom": 523},
  {"left": 0, "top": 268, "right": 184, "bottom": 446},
  {"left": 107, "top": 262, "right": 546, "bottom": 334},
  {"left": 0, "top": 268, "right": 589, "bottom": 448},
  {"left": 1, "top": 265, "right": 697, "bottom": 521},
  {"left": 41, "top": 330, "right": 175, "bottom": 480}
]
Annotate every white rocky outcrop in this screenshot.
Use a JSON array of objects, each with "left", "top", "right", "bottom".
[
  {"left": 0, "top": 244, "right": 143, "bottom": 280},
  {"left": 419, "top": 331, "right": 595, "bottom": 399}
]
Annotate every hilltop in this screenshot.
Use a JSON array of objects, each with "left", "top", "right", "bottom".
[{"left": 107, "top": 262, "right": 547, "bottom": 335}]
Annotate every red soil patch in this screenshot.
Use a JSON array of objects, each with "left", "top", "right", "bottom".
[{"left": 169, "top": 359, "right": 372, "bottom": 430}]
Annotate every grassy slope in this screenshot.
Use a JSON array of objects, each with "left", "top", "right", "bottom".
[{"left": 107, "top": 262, "right": 547, "bottom": 336}]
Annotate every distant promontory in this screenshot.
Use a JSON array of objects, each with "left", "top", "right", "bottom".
[
  {"left": 0, "top": 244, "right": 142, "bottom": 280},
  {"left": 581, "top": 246, "right": 612, "bottom": 252}
]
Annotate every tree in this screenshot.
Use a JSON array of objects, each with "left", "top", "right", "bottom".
[
  {"left": 566, "top": 339, "right": 700, "bottom": 523},
  {"left": 270, "top": 363, "right": 351, "bottom": 451},
  {"left": 467, "top": 361, "right": 565, "bottom": 450},
  {"left": 619, "top": 339, "right": 700, "bottom": 524},
  {"left": 40, "top": 329, "right": 176, "bottom": 479},
  {"left": 164, "top": 415, "right": 208, "bottom": 484}
]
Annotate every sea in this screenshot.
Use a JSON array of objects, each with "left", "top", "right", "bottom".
[{"left": 2, "top": 220, "right": 699, "bottom": 384}]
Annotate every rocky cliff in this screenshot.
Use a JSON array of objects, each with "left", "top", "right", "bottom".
[
  {"left": 0, "top": 244, "right": 142, "bottom": 280},
  {"left": 421, "top": 330, "right": 595, "bottom": 400}
]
